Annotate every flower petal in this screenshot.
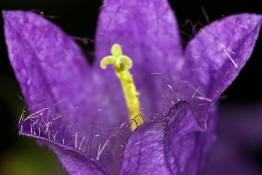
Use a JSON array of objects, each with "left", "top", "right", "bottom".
[
  {"left": 4, "top": 10, "right": 130, "bottom": 174},
  {"left": 3, "top": 10, "right": 90, "bottom": 113},
  {"left": 49, "top": 145, "right": 109, "bottom": 175},
  {"left": 184, "top": 14, "right": 262, "bottom": 100},
  {"left": 120, "top": 120, "right": 171, "bottom": 175},
  {"left": 95, "top": 0, "right": 183, "bottom": 116},
  {"left": 120, "top": 102, "right": 216, "bottom": 175},
  {"left": 204, "top": 105, "right": 262, "bottom": 175}
]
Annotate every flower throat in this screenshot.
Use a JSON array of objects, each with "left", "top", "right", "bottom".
[{"left": 100, "top": 44, "right": 144, "bottom": 131}]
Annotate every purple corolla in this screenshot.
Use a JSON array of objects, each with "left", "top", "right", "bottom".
[{"left": 3, "top": 0, "right": 262, "bottom": 174}]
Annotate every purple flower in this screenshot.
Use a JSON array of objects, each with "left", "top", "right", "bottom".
[{"left": 3, "top": 0, "right": 262, "bottom": 174}]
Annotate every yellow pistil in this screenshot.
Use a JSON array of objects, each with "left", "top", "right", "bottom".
[{"left": 100, "top": 43, "right": 144, "bottom": 131}]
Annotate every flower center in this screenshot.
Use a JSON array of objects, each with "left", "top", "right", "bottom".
[{"left": 100, "top": 43, "right": 144, "bottom": 131}]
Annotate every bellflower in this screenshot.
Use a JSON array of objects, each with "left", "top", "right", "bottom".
[{"left": 3, "top": 0, "right": 262, "bottom": 174}]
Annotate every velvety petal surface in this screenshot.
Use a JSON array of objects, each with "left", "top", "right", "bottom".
[
  {"left": 95, "top": 0, "right": 183, "bottom": 117},
  {"left": 50, "top": 145, "right": 109, "bottom": 175},
  {"left": 120, "top": 102, "right": 217, "bottom": 175},
  {"left": 175, "top": 14, "right": 262, "bottom": 129},
  {"left": 184, "top": 14, "right": 262, "bottom": 100},
  {"left": 4, "top": 10, "right": 130, "bottom": 174}
]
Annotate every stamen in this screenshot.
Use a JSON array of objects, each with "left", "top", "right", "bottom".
[{"left": 100, "top": 43, "right": 144, "bottom": 131}]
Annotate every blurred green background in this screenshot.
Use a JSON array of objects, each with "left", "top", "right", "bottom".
[{"left": 0, "top": 0, "right": 261, "bottom": 175}]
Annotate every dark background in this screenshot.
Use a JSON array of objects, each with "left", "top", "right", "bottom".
[{"left": 0, "top": 0, "right": 261, "bottom": 175}]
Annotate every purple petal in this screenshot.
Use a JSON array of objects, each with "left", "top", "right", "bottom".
[
  {"left": 95, "top": 0, "right": 183, "bottom": 116},
  {"left": 4, "top": 10, "right": 130, "bottom": 174},
  {"left": 3, "top": 10, "right": 91, "bottom": 113},
  {"left": 50, "top": 145, "right": 109, "bottom": 175},
  {"left": 120, "top": 102, "right": 217, "bottom": 175},
  {"left": 120, "top": 121, "right": 171, "bottom": 175},
  {"left": 184, "top": 14, "right": 262, "bottom": 100},
  {"left": 204, "top": 105, "right": 262, "bottom": 175}
]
